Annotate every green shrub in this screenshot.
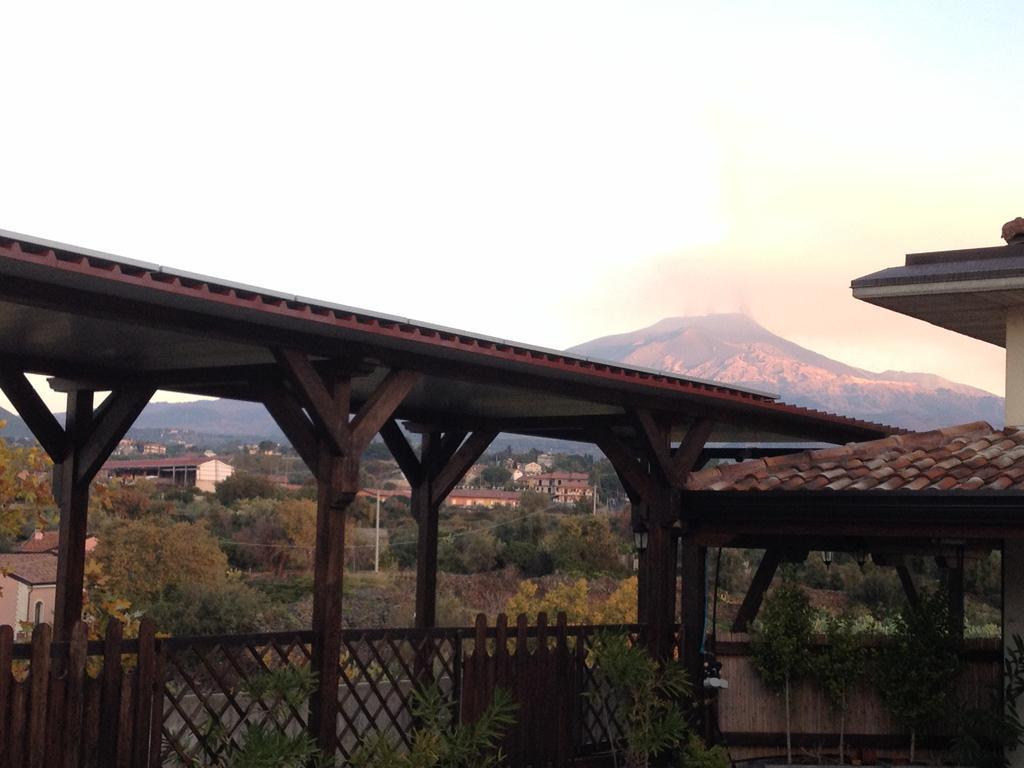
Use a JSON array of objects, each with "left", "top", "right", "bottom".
[
  {"left": 351, "top": 684, "right": 516, "bottom": 768},
  {"left": 589, "top": 632, "right": 691, "bottom": 768}
]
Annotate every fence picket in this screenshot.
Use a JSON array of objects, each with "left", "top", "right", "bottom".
[
  {"left": 26, "top": 623, "right": 50, "bottom": 768},
  {"left": 0, "top": 625, "right": 11, "bottom": 767},
  {"left": 131, "top": 619, "right": 156, "bottom": 768},
  {"left": 62, "top": 622, "right": 88, "bottom": 768},
  {"left": 97, "top": 620, "right": 123, "bottom": 767},
  {"left": 10, "top": 681, "right": 26, "bottom": 768}
]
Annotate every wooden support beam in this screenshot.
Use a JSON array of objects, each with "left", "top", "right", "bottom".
[
  {"left": 0, "top": 371, "right": 66, "bottom": 460},
  {"left": 895, "top": 562, "right": 921, "bottom": 610},
  {"left": 600, "top": 414, "right": 714, "bottom": 661},
  {"left": 260, "top": 384, "right": 320, "bottom": 477},
  {"left": 272, "top": 348, "right": 351, "bottom": 456},
  {"left": 379, "top": 419, "right": 422, "bottom": 488},
  {"left": 308, "top": 377, "right": 358, "bottom": 758},
  {"left": 431, "top": 431, "right": 497, "bottom": 507},
  {"left": 266, "top": 357, "right": 419, "bottom": 758},
  {"left": 54, "top": 391, "right": 93, "bottom": 643},
  {"left": 414, "top": 432, "right": 442, "bottom": 630},
  {"left": 380, "top": 427, "right": 495, "bottom": 629},
  {"left": 633, "top": 412, "right": 716, "bottom": 488},
  {"left": 731, "top": 549, "right": 782, "bottom": 632},
  {"left": 349, "top": 369, "right": 420, "bottom": 454},
  {"left": 592, "top": 428, "right": 657, "bottom": 506},
  {"left": 671, "top": 419, "right": 715, "bottom": 479},
  {"left": 76, "top": 389, "right": 154, "bottom": 485},
  {"left": 680, "top": 538, "right": 706, "bottom": 688},
  {"left": 647, "top": 519, "right": 679, "bottom": 661},
  {"left": 948, "top": 553, "right": 965, "bottom": 640}
]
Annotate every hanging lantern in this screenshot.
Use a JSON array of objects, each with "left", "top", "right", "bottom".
[
  {"left": 633, "top": 530, "right": 648, "bottom": 553},
  {"left": 821, "top": 550, "right": 834, "bottom": 569}
]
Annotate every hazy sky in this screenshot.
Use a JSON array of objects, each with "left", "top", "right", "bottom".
[{"left": 1, "top": 1, "right": 1019, "bottom": 413}]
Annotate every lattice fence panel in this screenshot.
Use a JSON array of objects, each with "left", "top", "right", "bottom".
[
  {"left": 335, "top": 629, "right": 461, "bottom": 760},
  {"left": 160, "top": 632, "right": 312, "bottom": 766}
]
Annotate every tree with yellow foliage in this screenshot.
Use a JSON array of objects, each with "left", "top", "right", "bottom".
[
  {"left": 505, "top": 577, "right": 638, "bottom": 624},
  {"left": 0, "top": 421, "right": 51, "bottom": 540}
]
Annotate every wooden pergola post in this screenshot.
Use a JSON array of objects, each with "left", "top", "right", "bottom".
[
  {"left": 594, "top": 415, "right": 714, "bottom": 666},
  {"left": 0, "top": 371, "right": 152, "bottom": 641},
  {"left": 380, "top": 422, "right": 496, "bottom": 628},
  {"left": 263, "top": 350, "right": 419, "bottom": 756}
]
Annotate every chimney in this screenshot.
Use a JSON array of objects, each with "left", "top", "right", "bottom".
[{"left": 852, "top": 220, "right": 1024, "bottom": 427}]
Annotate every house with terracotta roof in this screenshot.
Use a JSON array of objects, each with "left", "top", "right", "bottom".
[
  {"left": 0, "top": 552, "right": 57, "bottom": 638},
  {"left": 528, "top": 471, "right": 592, "bottom": 505},
  {"left": 446, "top": 488, "right": 520, "bottom": 508},
  {"left": 18, "top": 529, "right": 98, "bottom": 555}
]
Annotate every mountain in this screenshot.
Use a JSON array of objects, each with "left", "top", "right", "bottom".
[
  {"left": 0, "top": 400, "right": 284, "bottom": 446},
  {"left": 129, "top": 400, "right": 284, "bottom": 438},
  {"left": 0, "top": 407, "right": 31, "bottom": 440},
  {"left": 568, "top": 314, "right": 1004, "bottom": 431}
]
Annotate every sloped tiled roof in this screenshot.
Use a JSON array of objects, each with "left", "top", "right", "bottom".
[
  {"left": 17, "top": 531, "right": 59, "bottom": 553},
  {"left": 0, "top": 553, "right": 58, "bottom": 585},
  {"left": 686, "top": 421, "right": 1024, "bottom": 492}
]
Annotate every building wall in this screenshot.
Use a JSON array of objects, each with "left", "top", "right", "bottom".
[
  {"left": 447, "top": 496, "right": 519, "bottom": 509},
  {"left": 26, "top": 585, "right": 55, "bottom": 631},
  {"left": 197, "top": 460, "right": 234, "bottom": 493},
  {"left": 0, "top": 575, "right": 26, "bottom": 631}
]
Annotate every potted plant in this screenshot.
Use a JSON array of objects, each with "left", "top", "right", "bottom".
[
  {"left": 589, "top": 632, "right": 692, "bottom": 768},
  {"left": 816, "top": 614, "right": 867, "bottom": 765},
  {"left": 874, "top": 588, "right": 959, "bottom": 763},
  {"left": 750, "top": 580, "right": 816, "bottom": 766}
]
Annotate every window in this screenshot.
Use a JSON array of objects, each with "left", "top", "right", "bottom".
[{"left": 34, "top": 601, "right": 43, "bottom": 625}]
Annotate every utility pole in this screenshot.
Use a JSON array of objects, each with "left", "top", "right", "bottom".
[{"left": 374, "top": 491, "right": 381, "bottom": 573}]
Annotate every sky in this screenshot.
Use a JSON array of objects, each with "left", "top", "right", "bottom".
[{"left": 0, "top": 1, "right": 1020, "bottom": 413}]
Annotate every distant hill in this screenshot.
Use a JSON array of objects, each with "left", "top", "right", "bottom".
[
  {"left": 0, "top": 407, "right": 31, "bottom": 440},
  {"left": 129, "top": 400, "right": 284, "bottom": 438},
  {"left": 0, "top": 399, "right": 284, "bottom": 446},
  {"left": 569, "top": 313, "right": 1004, "bottom": 431}
]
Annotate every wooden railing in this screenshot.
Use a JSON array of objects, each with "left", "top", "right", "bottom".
[
  {"left": 0, "top": 615, "right": 641, "bottom": 768},
  {"left": 0, "top": 620, "right": 164, "bottom": 768}
]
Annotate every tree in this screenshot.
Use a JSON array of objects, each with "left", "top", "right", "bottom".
[
  {"left": 215, "top": 472, "right": 278, "bottom": 505},
  {"left": 875, "top": 588, "right": 960, "bottom": 762},
  {"left": 144, "top": 579, "right": 287, "bottom": 635},
  {"left": 517, "top": 490, "right": 550, "bottom": 516},
  {"left": 816, "top": 614, "right": 867, "bottom": 764},
  {"left": 0, "top": 426, "right": 51, "bottom": 540},
  {"left": 479, "top": 465, "right": 511, "bottom": 488},
  {"left": 750, "top": 581, "right": 816, "bottom": 765},
  {"left": 89, "top": 519, "right": 229, "bottom": 606},
  {"left": 548, "top": 517, "right": 624, "bottom": 576}
]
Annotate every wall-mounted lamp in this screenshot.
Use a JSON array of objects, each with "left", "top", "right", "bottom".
[
  {"left": 633, "top": 530, "right": 648, "bottom": 553},
  {"left": 821, "top": 551, "right": 834, "bottom": 569}
]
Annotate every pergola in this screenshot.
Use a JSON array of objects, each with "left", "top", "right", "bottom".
[
  {"left": 0, "top": 229, "right": 893, "bottom": 754},
  {"left": 685, "top": 421, "right": 1024, "bottom": 634}
]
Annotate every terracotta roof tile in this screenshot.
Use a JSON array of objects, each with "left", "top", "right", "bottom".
[
  {"left": 0, "top": 553, "right": 58, "bottom": 585},
  {"left": 687, "top": 422, "right": 1024, "bottom": 494}
]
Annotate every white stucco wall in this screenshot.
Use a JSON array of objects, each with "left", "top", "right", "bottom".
[{"left": 196, "top": 459, "right": 234, "bottom": 493}]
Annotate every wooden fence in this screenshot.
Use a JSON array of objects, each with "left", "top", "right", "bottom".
[
  {"left": 712, "top": 632, "right": 1003, "bottom": 761},
  {"left": 0, "top": 614, "right": 635, "bottom": 768},
  {"left": 2, "top": 618, "right": 1007, "bottom": 767},
  {"left": 0, "top": 620, "right": 164, "bottom": 768}
]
